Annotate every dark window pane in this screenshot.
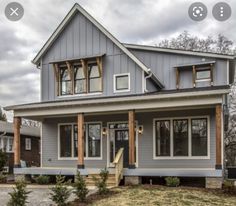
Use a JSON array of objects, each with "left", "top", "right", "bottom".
[
  {"left": 173, "top": 119, "right": 188, "bottom": 156},
  {"left": 60, "top": 125, "right": 72, "bottom": 157},
  {"left": 60, "top": 67, "right": 71, "bottom": 95},
  {"left": 116, "top": 75, "right": 129, "bottom": 90},
  {"left": 191, "top": 119, "right": 208, "bottom": 156},
  {"left": 74, "top": 125, "right": 86, "bottom": 157},
  {"left": 88, "top": 124, "right": 101, "bottom": 157},
  {"left": 156, "top": 120, "right": 170, "bottom": 156}
]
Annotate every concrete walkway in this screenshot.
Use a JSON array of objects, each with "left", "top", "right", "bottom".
[{"left": 0, "top": 184, "right": 97, "bottom": 206}]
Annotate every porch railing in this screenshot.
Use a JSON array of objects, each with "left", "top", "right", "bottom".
[{"left": 112, "top": 148, "right": 124, "bottom": 186}]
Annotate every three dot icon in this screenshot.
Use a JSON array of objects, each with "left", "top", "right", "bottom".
[{"left": 213, "top": 2, "right": 231, "bottom": 21}]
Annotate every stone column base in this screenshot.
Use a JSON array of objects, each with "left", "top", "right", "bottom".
[
  {"left": 125, "top": 176, "right": 141, "bottom": 185},
  {"left": 205, "top": 177, "right": 223, "bottom": 189}
]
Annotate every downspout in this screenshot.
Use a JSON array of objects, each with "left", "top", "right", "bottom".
[{"left": 144, "top": 69, "right": 153, "bottom": 93}]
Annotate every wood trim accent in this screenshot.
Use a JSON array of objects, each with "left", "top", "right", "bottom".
[
  {"left": 77, "top": 113, "right": 85, "bottom": 167},
  {"left": 176, "top": 68, "right": 179, "bottom": 89},
  {"left": 14, "top": 117, "right": 21, "bottom": 167},
  {"left": 192, "top": 65, "right": 196, "bottom": 88},
  {"left": 53, "top": 64, "right": 60, "bottom": 96},
  {"left": 215, "top": 105, "right": 222, "bottom": 169},
  {"left": 81, "top": 59, "right": 88, "bottom": 93},
  {"left": 96, "top": 57, "right": 103, "bottom": 91},
  {"left": 210, "top": 64, "right": 214, "bottom": 86},
  {"left": 128, "top": 110, "right": 135, "bottom": 168}
]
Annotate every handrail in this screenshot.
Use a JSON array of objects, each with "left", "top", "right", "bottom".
[{"left": 112, "top": 148, "right": 124, "bottom": 186}]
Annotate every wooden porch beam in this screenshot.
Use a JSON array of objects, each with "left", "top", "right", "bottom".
[
  {"left": 215, "top": 105, "right": 222, "bottom": 169},
  {"left": 210, "top": 64, "right": 214, "bottom": 86},
  {"left": 128, "top": 110, "right": 135, "bottom": 168},
  {"left": 77, "top": 113, "right": 85, "bottom": 168},
  {"left": 192, "top": 65, "right": 196, "bottom": 88},
  {"left": 14, "top": 117, "right": 21, "bottom": 168}
]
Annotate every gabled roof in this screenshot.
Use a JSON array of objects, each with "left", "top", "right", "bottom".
[
  {"left": 32, "top": 3, "right": 164, "bottom": 88},
  {"left": 125, "top": 43, "right": 235, "bottom": 60}
]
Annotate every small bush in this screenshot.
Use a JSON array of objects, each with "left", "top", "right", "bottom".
[
  {"left": 50, "top": 175, "right": 71, "bottom": 206},
  {"left": 73, "top": 172, "right": 88, "bottom": 202},
  {"left": 0, "top": 149, "right": 7, "bottom": 172},
  {"left": 93, "top": 168, "right": 109, "bottom": 195},
  {"left": 165, "top": 177, "right": 180, "bottom": 187},
  {"left": 35, "top": 175, "right": 50, "bottom": 185},
  {"left": 222, "top": 180, "right": 236, "bottom": 194},
  {"left": 7, "top": 181, "right": 31, "bottom": 206},
  {"left": 0, "top": 174, "right": 7, "bottom": 183}
]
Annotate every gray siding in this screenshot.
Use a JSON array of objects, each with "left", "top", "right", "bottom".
[
  {"left": 41, "top": 11, "right": 143, "bottom": 101},
  {"left": 129, "top": 49, "right": 228, "bottom": 90},
  {"left": 42, "top": 109, "right": 216, "bottom": 169}
]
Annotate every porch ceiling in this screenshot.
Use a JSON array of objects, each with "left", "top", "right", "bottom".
[{"left": 4, "top": 87, "right": 228, "bottom": 121}]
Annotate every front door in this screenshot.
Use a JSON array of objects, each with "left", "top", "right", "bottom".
[{"left": 115, "top": 129, "right": 129, "bottom": 168}]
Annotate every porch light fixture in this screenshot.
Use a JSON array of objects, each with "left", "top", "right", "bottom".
[
  {"left": 102, "top": 127, "right": 107, "bottom": 135},
  {"left": 138, "top": 125, "right": 143, "bottom": 134}
]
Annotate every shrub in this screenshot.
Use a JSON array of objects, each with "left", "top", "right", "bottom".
[
  {"left": 7, "top": 181, "right": 31, "bottom": 206},
  {"left": 0, "top": 174, "right": 7, "bottom": 183},
  {"left": 50, "top": 175, "right": 71, "bottom": 206},
  {"left": 73, "top": 172, "right": 88, "bottom": 202},
  {"left": 93, "top": 168, "right": 109, "bottom": 195},
  {"left": 0, "top": 149, "right": 7, "bottom": 172},
  {"left": 165, "top": 177, "right": 180, "bottom": 187},
  {"left": 35, "top": 175, "right": 50, "bottom": 185},
  {"left": 222, "top": 180, "right": 236, "bottom": 194}
]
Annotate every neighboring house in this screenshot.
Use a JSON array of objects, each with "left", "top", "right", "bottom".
[
  {"left": 4, "top": 4, "right": 236, "bottom": 187},
  {"left": 0, "top": 121, "right": 40, "bottom": 173}
]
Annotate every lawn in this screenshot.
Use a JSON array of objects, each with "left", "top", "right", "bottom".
[{"left": 71, "top": 185, "right": 236, "bottom": 206}]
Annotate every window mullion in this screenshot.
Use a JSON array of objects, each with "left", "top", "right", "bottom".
[
  {"left": 170, "top": 119, "right": 173, "bottom": 157},
  {"left": 72, "top": 124, "right": 74, "bottom": 158},
  {"left": 188, "top": 118, "right": 191, "bottom": 157}
]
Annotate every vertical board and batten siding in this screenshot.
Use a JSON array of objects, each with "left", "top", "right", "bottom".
[
  {"left": 42, "top": 109, "right": 216, "bottom": 169},
  {"left": 41, "top": 11, "right": 143, "bottom": 102},
  {"left": 129, "top": 49, "right": 228, "bottom": 91}
]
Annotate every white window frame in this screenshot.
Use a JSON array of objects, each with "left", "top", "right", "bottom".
[
  {"left": 58, "top": 122, "right": 103, "bottom": 160},
  {"left": 195, "top": 70, "right": 211, "bottom": 83},
  {"left": 0, "top": 136, "right": 14, "bottom": 153},
  {"left": 113, "top": 73, "right": 130, "bottom": 93},
  {"left": 153, "top": 116, "right": 210, "bottom": 160},
  {"left": 25, "top": 138, "right": 32, "bottom": 151}
]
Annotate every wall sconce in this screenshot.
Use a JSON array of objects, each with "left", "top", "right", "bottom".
[
  {"left": 102, "top": 127, "right": 107, "bottom": 135},
  {"left": 138, "top": 125, "right": 143, "bottom": 134}
]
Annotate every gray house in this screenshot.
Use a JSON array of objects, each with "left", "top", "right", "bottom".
[{"left": 5, "top": 3, "right": 236, "bottom": 188}]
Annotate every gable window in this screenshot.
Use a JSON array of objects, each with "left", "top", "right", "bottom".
[
  {"left": 114, "top": 73, "right": 130, "bottom": 93},
  {"left": 59, "top": 122, "right": 102, "bottom": 159},
  {"left": 74, "top": 66, "right": 86, "bottom": 94},
  {"left": 60, "top": 67, "right": 72, "bottom": 95},
  {"left": 154, "top": 117, "right": 209, "bottom": 159},
  {"left": 88, "top": 64, "right": 102, "bottom": 93},
  {"left": 196, "top": 70, "right": 211, "bottom": 82},
  {"left": 25, "top": 138, "right": 32, "bottom": 151}
]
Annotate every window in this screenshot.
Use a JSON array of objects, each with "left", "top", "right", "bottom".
[
  {"left": 8, "top": 138, "right": 13, "bottom": 152},
  {"left": 196, "top": 70, "right": 211, "bottom": 81},
  {"left": 88, "top": 124, "right": 101, "bottom": 157},
  {"left": 59, "top": 122, "right": 102, "bottom": 159},
  {"left": 74, "top": 66, "right": 86, "bottom": 94},
  {"left": 191, "top": 118, "right": 208, "bottom": 156},
  {"left": 60, "top": 67, "right": 72, "bottom": 95},
  {"left": 155, "top": 120, "right": 170, "bottom": 156},
  {"left": 114, "top": 73, "right": 130, "bottom": 92},
  {"left": 88, "top": 64, "right": 102, "bottom": 93},
  {"left": 173, "top": 119, "right": 188, "bottom": 156},
  {"left": 25, "top": 138, "right": 31, "bottom": 151},
  {"left": 154, "top": 117, "right": 209, "bottom": 158},
  {"left": 0, "top": 137, "right": 14, "bottom": 153}
]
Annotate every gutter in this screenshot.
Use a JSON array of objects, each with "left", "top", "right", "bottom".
[{"left": 144, "top": 69, "right": 152, "bottom": 92}]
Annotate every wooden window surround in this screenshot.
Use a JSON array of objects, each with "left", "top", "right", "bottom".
[
  {"left": 53, "top": 57, "right": 103, "bottom": 96},
  {"left": 175, "top": 63, "right": 214, "bottom": 89}
]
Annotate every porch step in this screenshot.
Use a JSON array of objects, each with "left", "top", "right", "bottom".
[{"left": 85, "top": 174, "right": 116, "bottom": 187}]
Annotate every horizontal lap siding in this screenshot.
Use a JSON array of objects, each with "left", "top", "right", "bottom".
[
  {"left": 41, "top": 12, "right": 142, "bottom": 102},
  {"left": 136, "top": 109, "right": 216, "bottom": 168}
]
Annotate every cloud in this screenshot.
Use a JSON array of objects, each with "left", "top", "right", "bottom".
[{"left": 0, "top": 0, "right": 235, "bottom": 116}]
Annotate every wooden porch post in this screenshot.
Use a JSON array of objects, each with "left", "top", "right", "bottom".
[
  {"left": 215, "top": 105, "right": 222, "bottom": 169},
  {"left": 128, "top": 110, "right": 135, "bottom": 169},
  {"left": 14, "top": 117, "right": 21, "bottom": 168},
  {"left": 77, "top": 113, "right": 85, "bottom": 169}
]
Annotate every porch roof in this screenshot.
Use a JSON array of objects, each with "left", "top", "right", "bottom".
[{"left": 4, "top": 86, "right": 229, "bottom": 120}]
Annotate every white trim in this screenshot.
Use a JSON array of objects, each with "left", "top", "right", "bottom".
[
  {"left": 106, "top": 121, "right": 139, "bottom": 168},
  {"left": 141, "top": 70, "right": 145, "bottom": 93},
  {"left": 57, "top": 122, "right": 103, "bottom": 160},
  {"left": 113, "top": 73, "right": 130, "bottom": 93},
  {"left": 25, "top": 138, "right": 32, "bottom": 151},
  {"left": 221, "top": 106, "right": 224, "bottom": 169},
  {"left": 195, "top": 79, "right": 211, "bottom": 83},
  {"left": 153, "top": 116, "right": 210, "bottom": 160},
  {"left": 227, "top": 60, "right": 229, "bottom": 84},
  {"left": 57, "top": 92, "right": 103, "bottom": 99},
  {"left": 0, "top": 136, "right": 14, "bottom": 153}
]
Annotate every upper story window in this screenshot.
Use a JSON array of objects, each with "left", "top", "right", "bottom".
[
  {"left": 114, "top": 73, "right": 130, "bottom": 93},
  {"left": 54, "top": 57, "right": 103, "bottom": 96},
  {"left": 196, "top": 69, "right": 211, "bottom": 82}
]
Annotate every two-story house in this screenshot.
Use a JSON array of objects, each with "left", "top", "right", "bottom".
[{"left": 5, "top": 3, "right": 236, "bottom": 188}]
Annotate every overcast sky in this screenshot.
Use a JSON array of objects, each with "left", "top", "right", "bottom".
[{"left": 0, "top": 0, "right": 235, "bottom": 113}]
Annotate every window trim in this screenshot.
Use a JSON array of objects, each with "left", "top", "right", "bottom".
[
  {"left": 25, "top": 138, "right": 32, "bottom": 151},
  {"left": 153, "top": 116, "right": 210, "bottom": 160},
  {"left": 58, "top": 122, "right": 103, "bottom": 160},
  {"left": 113, "top": 73, "right": 130, "bottom": 93},
  {"left": 0, "top": 136, "right": 14, "bottom": 153},
  {"left": 195, "top": 69, "right": 211, "bottom": 82}
]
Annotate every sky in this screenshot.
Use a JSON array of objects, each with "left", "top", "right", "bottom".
[{"left": 0, "top": 0, "right": 235, "bottom": 117}]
